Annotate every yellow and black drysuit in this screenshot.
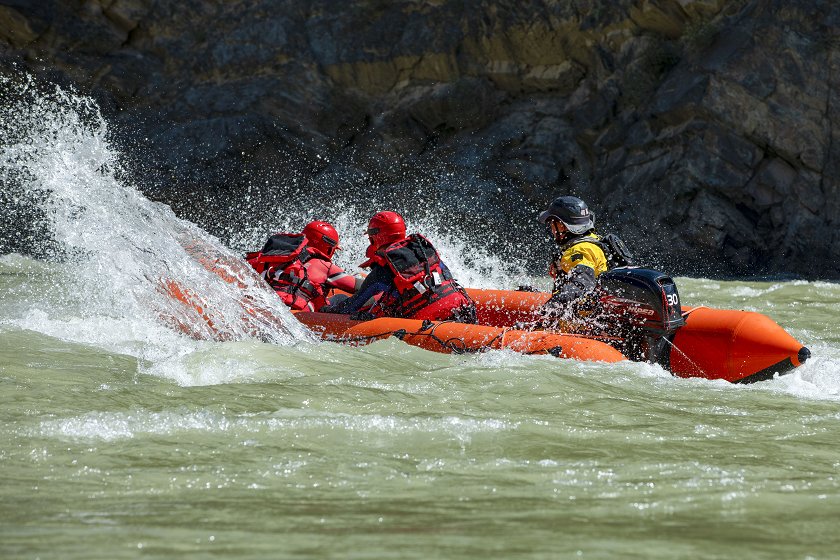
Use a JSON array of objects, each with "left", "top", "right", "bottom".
[{"left": 545, "top": 233, "right": 611, "bottom": 308}]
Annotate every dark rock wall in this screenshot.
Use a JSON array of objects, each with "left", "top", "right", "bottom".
[{"left": 2, "top": 0, "right": 838, "bottom": 278}]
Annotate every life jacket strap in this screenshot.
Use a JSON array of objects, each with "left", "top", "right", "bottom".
[
  {"left": 268, "top": 269, "right": 320, "bottom": 301},
  {"left": 558, "top": 232, "right": 634, "bottom": 269},
  {"left": 398, "top": 281, "right": 460, "bottom": 316}
]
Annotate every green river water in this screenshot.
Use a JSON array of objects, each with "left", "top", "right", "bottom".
[
  {"left": 2, "top": 74, "right": 840, "bottom": 560},
  {"left": 2, "top": 258, "right": 840, "bottom": 560}
]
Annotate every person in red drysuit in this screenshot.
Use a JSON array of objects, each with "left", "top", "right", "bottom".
[
  {"left": 247, "top": 221, "right": 361, "bottom": 311},
  {"left": 321, "top": 211, "right": 476, "bottom": 322}
]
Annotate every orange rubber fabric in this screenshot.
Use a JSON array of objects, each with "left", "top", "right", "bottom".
[
  {"left": 294, "top": 312, "right": 626, "bottom": 362},
  {"left": 466, "top": 288, "right": 550, "bottom": 328},
  {"left": 670, "top": 307, "right": 807, "bottom": 382},
  {"left": 468, "top": 288, "right": 808, "bottom": 383}
]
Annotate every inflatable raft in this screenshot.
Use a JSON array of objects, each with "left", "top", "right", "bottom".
[
  {"left": 161, "top": 234, "right": 809, "bottom": 384},
  {"left": 287, "top": 267, "right": 809, "bottom": 383}
]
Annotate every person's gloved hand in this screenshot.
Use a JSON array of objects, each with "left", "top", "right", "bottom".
[
  {"left": 319, "top": 304, "right": 333, "bottom": 313},
  {"left": 545, "top": 285, "right": 578, "bottom": 309},
  {"left": 544, "top": 265, "right": 596, "bottom": 308}
]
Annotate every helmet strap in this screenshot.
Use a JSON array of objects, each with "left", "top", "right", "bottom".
[
  {"left": 550, "top": 220, "right": 569, "bottom": 244},
  {"left": 554, "top": 231, "right": 571, "bottom": 245}
]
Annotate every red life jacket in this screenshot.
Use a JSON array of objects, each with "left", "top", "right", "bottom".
[
  {"left": 245, "top": 233, "right": 323, "bottom": 311},
  {"left": 369, "top": 234, "right": 471, "bottom": 319}
]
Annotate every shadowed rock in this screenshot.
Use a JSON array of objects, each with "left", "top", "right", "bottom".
[{"left": 1, "top": 0, "right": 838, "bottom": 278}]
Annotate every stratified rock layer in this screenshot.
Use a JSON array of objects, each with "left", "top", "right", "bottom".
[{"left": 2, "top": 0, "right": 838, "bottom": 278}]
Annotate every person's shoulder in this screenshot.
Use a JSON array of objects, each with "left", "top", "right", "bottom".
[
  {"left": 563, "top": 234, "right": 599, "bottom": 249},
  {"left": 374, "top": 261, "right": 393, "bottom": 273},
  {"left": 567, "top": 235, "right": 606, "bottom": 256},
  {"left": 305, "top": 256, "right": 333, "bottom": 271},
  {"left": 583, "top": 236, "right": 607, "bottom": 254},
  {"left": 583, "top": 233, "right": 605, "bottom": 244}
]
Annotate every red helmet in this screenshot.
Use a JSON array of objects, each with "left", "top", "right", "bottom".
[
  {"left": 366, "top": 211, "right": 406, "bottom": 250},
  {"left": 303, "top": 221, "right": 341, "bottom": 258}
]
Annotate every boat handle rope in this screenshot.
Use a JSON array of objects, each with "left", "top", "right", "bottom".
[
  {"left": 341, "top": 324, "right": 500, "bottom": 354},
  {"left": 681, "top": 306, "right": 708, "bottom": 317},
  {"left": 340, "top": 321, "right": 561, "bottom": 356},
  {"left": 661, "top": 335, "right": 706, "bottom": 375},
  {"left": 342, "top": 306, "right": 710, "bottom": 361}
]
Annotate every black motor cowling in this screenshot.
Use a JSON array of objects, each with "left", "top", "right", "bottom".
[{"left": 595, "top": 268, "right": 686, "bottom": 367}]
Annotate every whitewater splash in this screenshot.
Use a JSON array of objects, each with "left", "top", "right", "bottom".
[
  {"left": 0, "top": 74, "right": 309, "bottom": 345},
  {"left": 0, "top": 72, "right": 532, "bottom": 367}
]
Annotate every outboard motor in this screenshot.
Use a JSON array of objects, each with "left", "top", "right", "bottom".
[{"left": 595, "top": 268, "right": 686, "bottom": 367}]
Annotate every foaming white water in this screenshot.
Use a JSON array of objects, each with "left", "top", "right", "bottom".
[
  {"left": 0, "top": 76, "right": 308, "bottom": 349},
  {"left": 763, "top": 356, "right": 840, "bottom": 400},
  {"left": 33, "top": 407, "right": 515, "bottom": 442}
]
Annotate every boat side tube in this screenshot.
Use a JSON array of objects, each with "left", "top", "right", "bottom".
[
  {"left": 466, "top": 288, "right": 549, "bottom": 328},
  {"left": 670, "top": 307, "right": 810, "bottom": 383},
  {"left": 293, "top": 312, "right": 626, "bottom": 363}
]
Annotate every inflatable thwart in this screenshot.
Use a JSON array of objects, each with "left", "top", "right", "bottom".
[{"left": 161, "top": 234, "right": 810, "bottom": 384}]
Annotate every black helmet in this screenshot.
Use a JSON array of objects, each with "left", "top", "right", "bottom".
[{"left": 538, "top": 196, "right": 595, "bottom": 234}]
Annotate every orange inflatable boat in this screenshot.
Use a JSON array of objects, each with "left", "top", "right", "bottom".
[
  {"left": 156, "top": 232, "right": 626, "bottom": 363},
  {"left": 465, "top": 267, "right": 810, "bottom": 383},
  {"left": 164, "top": 234, "right": 809, "bottom": 384}
]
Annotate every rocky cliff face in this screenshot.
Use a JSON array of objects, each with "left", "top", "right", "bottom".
[{"left": 2, "top": 0, "right": 838, "bottom": 278}]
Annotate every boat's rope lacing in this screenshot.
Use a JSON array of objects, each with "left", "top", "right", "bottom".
[{"left": 341, "top": 320, "right": 557, "bottom": 356}]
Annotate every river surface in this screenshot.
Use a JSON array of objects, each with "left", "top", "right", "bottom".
[{"left": 2, "top": 77, "right": 840, "bottom": 560}]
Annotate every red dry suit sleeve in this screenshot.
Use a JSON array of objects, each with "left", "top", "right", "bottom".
[{"left": 323, "top": 263, "right": 359, "bottom": 294}]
